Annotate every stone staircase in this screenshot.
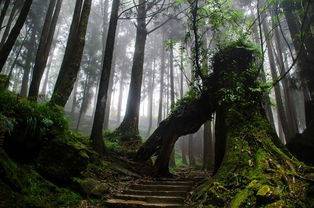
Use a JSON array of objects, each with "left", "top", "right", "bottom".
[{"left": 105, "top": 177, "right": 202, "bottom": 207}]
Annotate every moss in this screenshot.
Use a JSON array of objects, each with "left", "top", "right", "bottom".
[
  {"left": 265, "top": 200, "right": 285, "bottom": 208},
  {"left": 229, "top": 189, "right": 251, "bottom": 208},
  {"left": 0, "top": 151, "right": 82, "bottom": 208},
  {"left": 256, "top": 185, "right": 271, "bottom": 196},
  {"left": 72, "top": 177, "right": 109, "bottom": 198}
]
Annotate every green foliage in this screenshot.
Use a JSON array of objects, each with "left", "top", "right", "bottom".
[
  {"left": 168, "top": 86, "right": 200, "bottom": 118},
  {"left": 0, "top": 75, "right": 8, "bottom": 91},
  {"left": 0, "top": 90, "right": 68, "bottom": 141},
  {"left": 0, "top": 113, "right": 15, "bottom": 137}
]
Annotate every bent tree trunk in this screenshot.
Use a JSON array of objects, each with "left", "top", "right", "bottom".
[
  {"left": 136, "top": 42, "right": 314, "bottom": 206},
  {"left": 136, "top": 76, "right": 217, "bottom": 175},
  {"left": 136, "top": 41, "right": 254, "bottom": 176}
]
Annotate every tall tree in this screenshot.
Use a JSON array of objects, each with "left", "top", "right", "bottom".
[
  {"left": 0, "top": 0, "right": 33, "bottom": 72},
  {"left": 146, "top": 60, "right": 155, "bottom": 137},
  {"left": 115, "top": 0, "right": 148, "bottom": 139},
  {"left": 0, "top": 0, "right": 10, "bottom": 30},
  {"left": 20, "top": 25, "right": 36, "bottom": 97},
  {"left": 50, "top": 0, "right": 91, "bottom": 106},
  {"left": 0, "top": 0, "right": 22, "bottom": 46},
  {"left": 28, "top": 0, "right": 62, "bottom": 100},
  {"left": 157, "top": 33, "right": 166, "bottom": 124},
  {"left": 203, "top": 120, "right": 214, "bottom": 171},
  {"left": 90, "top": 0, "right": 120, "bottom": 155}
]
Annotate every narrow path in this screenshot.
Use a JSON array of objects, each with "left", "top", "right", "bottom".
[{"left": 105, "top": 170, "right": 207, "bottom": 207}]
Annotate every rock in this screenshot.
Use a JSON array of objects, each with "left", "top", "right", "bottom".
[
  {"left": 36, "top": 141, "right": 89, "bottom": 181},
  {"left": 72, "top": 178, "right": 109, "bottom": 198}
]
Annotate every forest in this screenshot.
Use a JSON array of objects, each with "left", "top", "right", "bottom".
[{"left": 0, "top": 0, "right": 313, "bottom": 207}]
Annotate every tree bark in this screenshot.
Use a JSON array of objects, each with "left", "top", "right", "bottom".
[
  {"left": 0, "top": 0, "right": 32, "bottom": 72},
  {"left": 0, "top": 0, "right": 21, "bottom": 46},
  {"left": 90, "top": 0, "right": 120, "bottom": 155},
  {"left": 28, "top": 0, "right": 62, "bottom": 100},
  {"left": 20, "top": 26, "right": 36, "bottom": 97},
  {"left": 117, "top": 60, "right": 127, "bottom": 124},
  {"left": 188, "top": 134, "right": 195, "bottom": 167},
  {"left": 50, "top": 0, "right": 90, "bottom": 107},
  {"left": 146, "top": 60, "right": 155, "bottom": 137},
  {"left": 136, "top": 42, "right": 258, "bottom": 176},
  {"left": 203, "top": 120, "right": 214, "bottom": 171},
  {"left": 103, "top": 25, "right": 119, "bottom": 129},
  {"left": 0, "top": 0, "right": 10, "bottom": 31},
  {"left": 157, "top": 34, "right": 166, "bottom": 124},
  {"left": 76, "top": 71, "right": 91, "bottom": 132},
  {"left": 115, "top": 0, "right": 147, "bottom": 140},
  {"left": 262, "top": 21, "right": 293, "bottom": 142}
]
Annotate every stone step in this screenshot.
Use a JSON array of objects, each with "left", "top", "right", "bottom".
[
  {"left": 141, "top": 180, "right": 194, "bottom": 186},
  {"left": 123, "top": 189, "right": 187, "bottom": 197},
  {"left": 114, "top": 194, "right": 185, "bottom": 203},
  {"left": 105, "top": 199, "right": 182, "bottom": 208},
  {"left": 158, "top": 177, "right": 203, "bottom": 182},
  {"left": 130, "top": 184, "right": 191, "bottom": 192}
]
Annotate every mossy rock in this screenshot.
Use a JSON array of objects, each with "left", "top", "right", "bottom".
[
  {"left": 36, "top": 140, "right": 89, "bottom": 181},
  {"left": 0, "top": 151, "right": 81, "bottom": 207},
  {"left": 0, "top": 91, "right": 68, "bottom": 162},
  {"left": 72, "top": 177, "right": 109, "bottom": 198}
]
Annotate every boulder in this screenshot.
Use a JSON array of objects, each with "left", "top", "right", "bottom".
[
  {"left": 36, "top": 141, "right": 89, "bottom": 181},
  {"left": 72, "top": 178, "right": 109, "bottom": 198}
]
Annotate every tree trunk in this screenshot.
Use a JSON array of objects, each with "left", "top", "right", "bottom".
[
  {"left": 262, "top": 21, "right": 293, "bottom": 141},
  {"left": 70, "top": 80, "right": 78, "bottom": 115},
  {"left": 103, "top": 29, "right": 119, "bottom": 129},
  {"left": 146, "top": 60, "right": 155, "bottom": 137},
  {"left": 116, "top": 60, "right": 127, "bottom": 124},
  {"left": 115, "top": 0, "right": 147, "bottom": 141},
  {"left": 28, "top": 0, "right": 62, "bottom": 100},
  {"left": 188, "top": 134, "right": 195, "bottom": 167},
  {"left": 273, "top": 26, "right": 298, "bottom": 136},
  {"left": 90, "top": 0, "right": 120, "bottom": 155},
  {"left": 40, "top": 55, "right": 52, "bottom": 95},
  {"left": 0, "top": 0, "right": 10, "bottom": 30},
  {"left": 136, "top": 78, "right": 216, "bottom": 175},
  {"left": 40, "top": 31, "right": 59, "bottom": 95},
  {"left": 50, "top": 0, "right": 90, "bottom": 107},
  {"left": 180, "top": 137, "right": 187, "bottom": 165},
  {"left": 20, "top": 26, "right": 36, "bottom": 97},
  {"left": 203, "top": 120, "right": 214, "bottom": 171},
  {"left": 76, "top": 71, "right": 90, "bottom": 132},
  {"left": 0, "top": 0, "right": 32, "bottom": 72},
  {"left": 0, "top": 0, "right": 20, "bottom": 46},
  {"left": 214, "top": 107, "right": 227, "bottom": 173},
  {"left": 157, "top": 34, "right": 166, "bottom": 124},
  {"left": 136, "top": 42, "right": 260, "bottom": 176}
]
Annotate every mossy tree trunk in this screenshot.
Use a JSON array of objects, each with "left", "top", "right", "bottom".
[
  {"left": 136, "top": 80, "right": 216, "bottom": 175},
  {"left": 136, "top": 42, "right": 254, "bottom": 176},
  {"left": 192, "top": 105, "right": 314, "bottom": 207},
  {"left": 137, "top": 42, "right": 314, "bottom": 207}
]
